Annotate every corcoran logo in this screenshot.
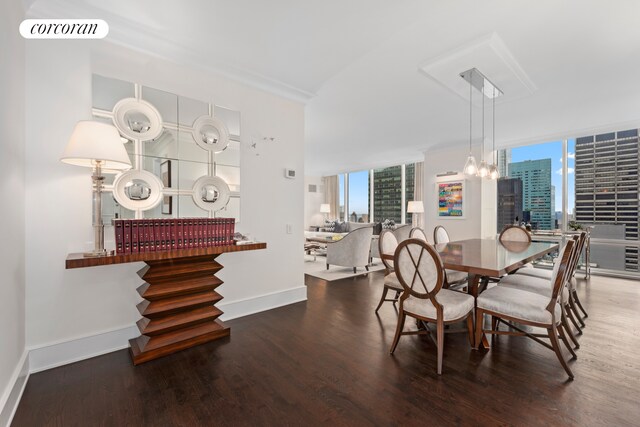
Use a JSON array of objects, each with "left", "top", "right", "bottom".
[{"left": 19, "top": 19, "right": 109, "bottom": 39}]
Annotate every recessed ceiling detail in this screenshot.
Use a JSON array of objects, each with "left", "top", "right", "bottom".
[{"left": 419, "top": 32, "right": 537, "bottom": 105}]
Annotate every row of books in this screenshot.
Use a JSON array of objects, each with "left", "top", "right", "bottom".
[{"left": 114, "top": 218, "right": 236, "bottom": 255}]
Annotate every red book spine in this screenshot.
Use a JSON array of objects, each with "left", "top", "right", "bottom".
[
  {"left": 220, "top": 218, "right": 225, "bottom": 246},
  {"left": 153, "top": 220, "right": 160, "bottom": 251},
  {"left": 169, "top": 219, "right": 176, "bottom": 250},
  {"left": 176, "top": 218, "right": 183, "bottom": 249},
  {"left": 114, "top": 220, "right": 124, "bottom": 254},
  {"left": 211, "top": 218, "right": 220, "bottom": 246},
  {"left": 123, "top": 220, "right": 132, "bottom": 254},
  {"left": 138, "top": 219, "right": 146, "bottom": 253},
  {"left": 207, "top": 218, "right": 213, "bottom": 247},
  {"left": 165, "top": 219, "right": 172, "bottom": 250},
  {"left": 147, "top": 220, "right": 154, "bottom": 252},
  {"left": 226, "top": 218, "right": 231, "bottom": 245},
  {"left": 187, "top": 219, "right": 194, "bottom": 249},
  {"left": 131, "top": 220, "right": 139, "bottom": 254},
  {"left": 197, "top": 219, "right": 204, "bottom": 248},
  {"left": 230, "top": 218, "right": 235, "bottom": 245},
  {"left": 161, "top": 219, "right": 168, "bottom": 251}
]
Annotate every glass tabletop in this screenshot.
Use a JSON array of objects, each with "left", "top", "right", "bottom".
[{"left": 435, "top": 237, "right": 559, "bottom": 277}]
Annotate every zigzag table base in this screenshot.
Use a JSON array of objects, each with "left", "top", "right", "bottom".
[{"left": 129, "top": 255, "right": 230, "bottom": 365}]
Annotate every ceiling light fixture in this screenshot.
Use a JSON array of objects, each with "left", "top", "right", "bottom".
[{"left": 460, "top": 68, "right": 503, "bottom": 179}]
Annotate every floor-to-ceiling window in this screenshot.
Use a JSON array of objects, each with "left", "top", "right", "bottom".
[
  {"left": 498, "top": 130, "right": 639, "bottom": 278},
  {"left": 347, "top": 170, "right": 370, "bottom": 223},
  {"left": 338, "top": 174, "right": 345, "bottom": 221},
  {"left": 372, "top": 166, "right": 402, "bottom": 223},
  {"left": 404, "top": 163, "right": 415, "bottom": 224}
]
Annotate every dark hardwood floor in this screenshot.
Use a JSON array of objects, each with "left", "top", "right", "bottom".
[{"left": 13, "top": 270, "right": 640, "bottom": 426}]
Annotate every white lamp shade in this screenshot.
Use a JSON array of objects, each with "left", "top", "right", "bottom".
[
  {"left": 320, "top": 204, "right": 331, "bottom": 214},
  {"left": 60, "top": 121, "right": 132, "bottom": 172},
  {"left": 407, "top": 201, "right": 424, "bottom": 213}
]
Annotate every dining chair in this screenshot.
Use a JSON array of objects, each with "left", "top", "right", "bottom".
[
  {"left": 499, "top": 225, "right": 532, "bottom": 243},
  {"left": 497, "top": 235, "right": 582, "bottom": 348},
  {"left": 429, "top": 226, "right": 468, "bottom": 290},
  {"left": 392, "top": 224, "right": 412, "bottom": 243},
  {"left": 474, "top": 239, "right": 577, "bottom": 379},
  {"left": 374, "top": 230, "right": 403, "bottom": 313},
  {"left": 409, "top": 227, "right": 429, "bottom": 243},
  {"left": 390, "top": 239, "right": 475, "bottom": 375},
  {"left": 433, "top": 225, "right": 450, "bottom": 244},
  {"left": 512, "top": 232, "right": 588, "bottom": 329}
]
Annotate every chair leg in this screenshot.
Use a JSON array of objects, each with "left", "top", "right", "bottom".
[
  {"left": 561, "top": 310, "right": 580, "bottom": 349},
  {"left": 474, "top": 309, "right": 485, "bottom": 350},
  {"left": 365, "top": 265, "right": 369, "bottom": 272},
  {"left": 572, "top": 289, "right": 589, "bottom": 318},
  {"left": 375, "top": 286, "right": 389, "bottom": 314},
  {"left": 558, "top": 322, "right": 577, "bottom": 360},
  {"left": 466, "top": 313, "right": 475, "bottom": 348},
  {"left": 436, "top": 318, "right": 444, "bottom": 375},
  {"left": 568, "top": 292, "right": 586, "bottom": 328},
  {"left": 547, "top": 324, "right": 574, "bottom": 379},
  {"left": 565, "top": 302, "right": 583, "bottom": 335},
  {"left": 326, "top": 263, "right": 329, "bottom": 270},
  {"left": 491, "top": 315, "right": 498, "bottom": 345},
  {"left": 353, "top": 267, "right": 356, "bottom": 274},
  {"left": 390, "top": 310, "right": 406, "bottom": 354}
]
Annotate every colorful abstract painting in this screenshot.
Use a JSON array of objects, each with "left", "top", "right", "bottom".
[{"left": 438, "top": 181, "right": 464, "bottom": 217}]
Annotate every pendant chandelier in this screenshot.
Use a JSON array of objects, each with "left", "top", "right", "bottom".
[{"left": 460, "top": 68, "right": 503, "bottom": 179}]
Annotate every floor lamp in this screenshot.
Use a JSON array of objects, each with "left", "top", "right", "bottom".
[
  {"left": 60, "top": 121, "right": 132, "bottom": 257},
  {"left": 407, "top": 201, "right": 424, "bottom": 228}
]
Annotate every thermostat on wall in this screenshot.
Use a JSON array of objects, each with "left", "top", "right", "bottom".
[{"left": 285, "top": 169, "right": 296, "bottom": 179}]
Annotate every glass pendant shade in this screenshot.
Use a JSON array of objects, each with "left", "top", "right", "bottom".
[
  {"left": 489, "top": 164, "right": 500, "bottom": 179},
  {"left": 477, "top": 160, "right": 489, "bottom": 178},
  {"left": 464, "top": 155, "right": 478, "bottom": 176}
]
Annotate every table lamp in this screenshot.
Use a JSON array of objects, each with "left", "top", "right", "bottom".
[
  {"left": 407, "top": 201, "right": 424, "bottom": 228},
  {"left": 320, "top": 203, "right": 331, "bottom": 221},
  {"left": 60, "top": 121, "right": 132, "bottom": 257}
]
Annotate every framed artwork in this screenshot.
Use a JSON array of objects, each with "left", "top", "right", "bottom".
[
  {"left": 160, "top": 160, "right": 172, "bottom": 188},
  {"left": 437, "top": 180, "right": 465, "bottom": 218},
  {"left": 162, "top": 195, "right": 173, "bottom": 215}
]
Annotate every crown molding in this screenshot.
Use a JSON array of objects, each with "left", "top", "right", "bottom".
[{"left": 26, "top": 0, "right": 316, "bottom": 104}]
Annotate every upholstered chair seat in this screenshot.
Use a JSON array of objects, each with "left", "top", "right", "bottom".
[
  {"left": 403, "top": 290, "right": 474, "bottom": 322},
  {"left": 477, "top": 286, "right": 562, "bottom": 324},
  {"left": 383, "top": 272, "right": 403, "bottom": 291},
  {"left": 499, "top": 274, "right": 569, "bottom": 302},
  {"left": 445, "top": 270, "right": 467, "bottom": 284}
]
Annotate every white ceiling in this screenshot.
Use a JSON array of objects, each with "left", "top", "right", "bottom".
[{"left": 28, "top": 0, "right": 640, "bottom": 176}]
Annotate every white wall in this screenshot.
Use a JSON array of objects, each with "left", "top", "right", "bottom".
[
  {"left": 423, "top": 144, "right": 496, "bottom": 241},
  {"left": 25, "top": 41, "right": 306, "bottom": 354},
  {"left": 0, "top": 0, "right": 27, "bottom": 423},
  {"left": 304, "top": 175, "right": 325, "bottom": 229}
]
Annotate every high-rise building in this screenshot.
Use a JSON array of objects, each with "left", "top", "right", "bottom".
[
  {"left": 372, "top": 165, "right": 402, "bottom": 223},
  {"left": 497, "top": 177, "right": 523, "bottom": 231},
  {"left": 509, "top": 159, "right": 554, "bottom": 230},
  {"left": 575, "top": 129, "right": 639, "bottom": 271},
  {"left": 497, "top": 149, "right": 511, "bottom": 178}
]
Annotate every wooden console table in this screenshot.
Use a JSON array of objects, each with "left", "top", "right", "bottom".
[{"left": 66, "top": 243, "right": 267, "bottom": 365}]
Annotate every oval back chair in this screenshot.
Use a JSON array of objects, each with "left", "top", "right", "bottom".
[
  {"left": 409, "top": 227, "right": 429, "bottom": 243},
  {"left": 433, "top": 225, "right": 450, "bottom": 244},
  {"left": 499, "top": 225, "right": 532, "bottom": 243}
]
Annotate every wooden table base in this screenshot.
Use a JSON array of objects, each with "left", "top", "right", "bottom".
[{"left": 129, "top": 254, "right": 230, "bottom": 365}]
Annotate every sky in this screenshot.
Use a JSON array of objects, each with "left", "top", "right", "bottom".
[{"left": 510, "top": 139, "right": 575, "bottom": 214}]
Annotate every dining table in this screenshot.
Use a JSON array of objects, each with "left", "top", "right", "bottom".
[{"left": 434, "top": 237, "right": 559, "bottom": 347}]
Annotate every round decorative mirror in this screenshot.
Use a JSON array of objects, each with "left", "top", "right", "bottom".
[
  {"left": 124, "top": 179, "right": 152, "bottom": 200},
  {"left": 112, "top": 98, "right": 164, "bottom": 141},
  {"left": 192, "top": 176, "right": 230, "bottom": 212},
  {"left": 113, "top": 170, "right": 164, "bottom": 211},
  {"left": 192, "top": 116, "right": 230, "bottom": 153}
]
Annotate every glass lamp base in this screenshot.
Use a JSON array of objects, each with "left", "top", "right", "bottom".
[{"left": 83, "top": 249, "right": 114, "bottom": 258}]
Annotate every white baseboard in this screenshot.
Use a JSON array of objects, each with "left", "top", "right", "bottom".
[
  {"left": 27, "top": 286, "right": 307, "bottom": 375},
  {"left": 0, "top": 350, "right": 29, "bottom": 427},
  {"left": 218, "top": 286, "right": 307, "bottom": 321}
]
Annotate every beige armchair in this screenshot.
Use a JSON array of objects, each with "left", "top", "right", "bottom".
[{"left": 326, "top": 227, "right": 373, "bottom": 273}]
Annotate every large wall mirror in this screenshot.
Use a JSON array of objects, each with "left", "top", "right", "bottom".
[{"left": 92, "top": 74, "right": 241, "bottom": 225}]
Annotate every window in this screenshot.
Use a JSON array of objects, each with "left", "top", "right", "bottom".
[
  {"left": 404, "top": 164, "right": 415, "bottom": 224},
  {"left": 338, "top": 174, "right": 345, "bottom": 221},
  {"left": 347, "top": 170, "right": 370, "bottom": 223},
  {"left": 372, "top": 166, "right": 402, "bottom": 223}
]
